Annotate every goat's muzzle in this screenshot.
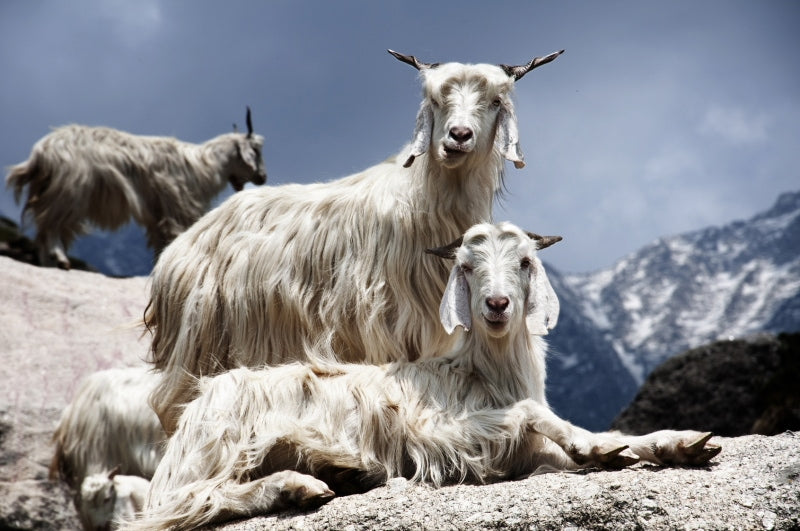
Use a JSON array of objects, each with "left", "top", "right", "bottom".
[
  {"left": 441, "top": 126, "right": 475, "bottom": 164},
  {"left": 483, "top": 296, "right": 511, "bottom": 334}
]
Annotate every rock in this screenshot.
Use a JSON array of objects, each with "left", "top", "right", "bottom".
[
  {"left": 0, "top": 216, "right": 96, "bottom": 272},
  {"left": 612, "top": 333, "right": 800, "bottom": 436},
  {"left": 214, "top": 433, "right": 800, "bottom": 531},
  {"left": 0, "top": 256, "right": 150, "bottom": 529}
]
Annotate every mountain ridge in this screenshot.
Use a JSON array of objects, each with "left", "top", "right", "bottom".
[{"left": 560, "top": 190, "right": 800, "bottom": 387}]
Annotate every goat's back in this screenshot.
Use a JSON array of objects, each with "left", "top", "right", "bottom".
[{"left": 51, "top": 366, "right": 165, "bottom": 488}]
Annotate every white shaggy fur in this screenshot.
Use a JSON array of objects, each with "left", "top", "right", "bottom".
[
  {"left": 79, "top": 468, "right": 150, "bottom": 531},
  {"left": 130, "top": 222, "right": 721, "bottom": 530},
  {"left": 51, "top": 367, "right": 165, "bottom": 490},
  {"left": 5, "top": 108, "right": 266, "bottom": 269},
  {"left": 145, "top": 50, "right": 564, "bottom": 435}
]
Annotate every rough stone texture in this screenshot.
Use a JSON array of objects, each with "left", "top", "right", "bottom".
[
  {"left": 612, "top": 333, "right": 800, "bottom": 437},
  {"left": 1, "top": 256, "right": 799, "bottom": 530},
  {"left": 215, "top": 433, "right": 800, "bottom": 531},
  {"left": 0, "top": 256, "right": 150, "bottom": 529}
]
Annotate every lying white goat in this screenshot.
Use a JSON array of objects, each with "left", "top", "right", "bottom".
[
  {"left": 51, "top": 367, "right": 164, "bottom": 529},
  {"left": 79, "top": 467, "right": 150, "bottom": 531},
  {"left": 51, "top": 367, "right": 165, "bottom": 489},
  {"left": 6, "top": 108, "right": 267, "bottom": 269},
  {"left": 130, "top": 222, "right": 721, "bottom": 530},
  {"left": 145, "top": 49, "right": 564, "bottom": 435}
]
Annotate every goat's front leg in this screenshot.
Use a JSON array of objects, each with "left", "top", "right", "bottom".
[
  {"left": 611, "top": 430, "right": 721, "bottom": 466},
  {"left": 37, "top": 233, "right": 70, "bottom": 269},
  {"left": 517, "top": 400, "right": 640, "bottom": 469},
  {"left": 211, "top": 471, "right": 335, "bottom": 523}
]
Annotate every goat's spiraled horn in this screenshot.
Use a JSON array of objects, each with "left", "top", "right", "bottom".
[
  {"left": 500, "top": 50, "right": 564, "bottom": 81},
  {"left": 245, "top": 106, "right": 253, "bottom": 139},
  {"left": 388, "top": 49, "right": 440, "bottom": 71}
]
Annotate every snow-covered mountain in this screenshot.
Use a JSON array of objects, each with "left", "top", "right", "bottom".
[{"left": 560, "top": 190, "right": 800, "bottom": 387}]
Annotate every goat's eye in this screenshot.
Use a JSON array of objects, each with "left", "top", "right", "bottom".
[
  {"left": 460, "top": 264, "right": 473, "bottom": 274},
  {"left": 520, "top": 257, "right": 532, "bottom": 269},
  {"left": 491, "top": 98, "right": 501, "bottom": 108},
  {"left": 430, "top": 98, "right": 440, "bottom": 108}
]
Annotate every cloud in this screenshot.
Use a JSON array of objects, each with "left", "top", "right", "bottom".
[{"left": 698, "top": 106, "right": 769, "bottom": 145}]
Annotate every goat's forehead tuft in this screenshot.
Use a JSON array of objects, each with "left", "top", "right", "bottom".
[
  {"left": 422, "top": 63, "right": 513, "bottom": 95},
  {"left": 459, "top": 222, "right": 533, "bottom": 259}
]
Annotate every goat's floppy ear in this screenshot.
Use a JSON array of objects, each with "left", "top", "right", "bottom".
[
  {"left": 237, "top": 138, "right": 259, "bottom": 173},
  {"left": 496, "top": 106, "right": 525, "bottom": 169},
  {"left": 526, "top": 256, "right": 560, "bottom": 335},
  {"left": 440, "top": 265, "right": 471, "bottom": 334},
  {"left": 404, "top": 100, "right": 433, "bottom": 168}
]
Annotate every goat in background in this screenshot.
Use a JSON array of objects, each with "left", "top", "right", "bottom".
[{"left": 6, "top": 107, "right": 266, "bottom": 269}]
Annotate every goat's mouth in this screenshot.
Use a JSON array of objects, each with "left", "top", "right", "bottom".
[
  {"left": 483, "top": 313, "right": 509, "bottom": 333},
  {"left": 440, "top": 143, "right": 472, "bottom": 164},
  {"left": 230, "top": 178, "right": 245, "bottom": 192},
  {"left": 443, "top": 145, "right": 470, "bottom": 158}
]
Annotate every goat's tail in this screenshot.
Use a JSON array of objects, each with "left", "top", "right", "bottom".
[{"left": 5, "top": 156, "right": 44, "bottom": 223}]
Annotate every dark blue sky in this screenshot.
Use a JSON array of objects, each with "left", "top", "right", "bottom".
[{"left": 1, "top": 1, "right": 798, "bottom": 272}]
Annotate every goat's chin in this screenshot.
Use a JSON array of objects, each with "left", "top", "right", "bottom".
[{"left": 481, "top": 316, "right": 511, "bottom": 338}]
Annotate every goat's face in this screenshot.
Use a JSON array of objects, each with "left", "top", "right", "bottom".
[
  {"left": 430, "top": 222, "right": 561, "bottom": 338},
  {"left": 423, "top": 64, "right": 515, "bottom": 170},
  {"left": 80, "top": 471, "right": 117, "bottom": 530},
  {"left": 391, "top": 50, "right": 563, "bottom": 170},
  {"left": 230, "top": 133, "right": 267, "bottom": 191}
]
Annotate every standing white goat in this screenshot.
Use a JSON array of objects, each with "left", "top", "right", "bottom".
[
  {"left": 5, "top": 108, "right": 267, "bottom": 270},
  {"left": 51, "top": 366, "right": 165, "bottom": 529},
  {"left": 145, "top": 49, "right": 564, "bottom": 435},
  {"left": 129, "top": 223, "right": 721, "bottom": 530}
]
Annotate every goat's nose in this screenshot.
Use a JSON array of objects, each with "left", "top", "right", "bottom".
[
  {"left": 485, "top": 296, "right": 509, "bottom": 313},
  {"left": 449, "top": 126, "right": 473, "bottom": 143}
]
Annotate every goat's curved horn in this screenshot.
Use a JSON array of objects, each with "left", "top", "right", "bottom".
[
  {"left": 425, "top": 236, "right": 464, "bottom": 260},
  {"left": 245, "top": 106, "right": 253, "bottom": 138},
  {"left": 500, "top": 49, "right": 564, "bottom": 81},
  {"left": 388, "top": 49, "right": 439, "bottom": 71},
  {"left": 526, "top": 232, "right": 563, "bottom": 250}
]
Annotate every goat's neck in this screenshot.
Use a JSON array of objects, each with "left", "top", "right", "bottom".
[
  {"left": 446, "top": 326, "right": 544, "bottom": 405},
  {"left": 413, "top": 152, "right": 504, "bottom": 227}
]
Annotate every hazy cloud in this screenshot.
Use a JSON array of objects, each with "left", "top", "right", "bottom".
[{"left": 698, "top": 106, "right": 769, "bottom": 145}]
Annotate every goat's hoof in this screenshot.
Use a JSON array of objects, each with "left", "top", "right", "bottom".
[
  {"left": 598, "top": 444, "right": 640, "bottom": 469},
  {"left": 295, "top": 485, "right": 335, "bottom": 510},
  {"left": 280, "top": 472, "right": 335, "bottom": 510},
  {"left": 657, "top": 431, "right": 722, "bottom": 466},
  {"left": 572, "top": 441, "right": 640, "bottom": 469},
  {"left": 681, "top": 432, "right": 722, "bottom": 465}
]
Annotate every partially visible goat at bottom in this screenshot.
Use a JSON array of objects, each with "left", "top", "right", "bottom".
[{"left": 128, "top": 222, "right": 720, "bottom": 530}]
